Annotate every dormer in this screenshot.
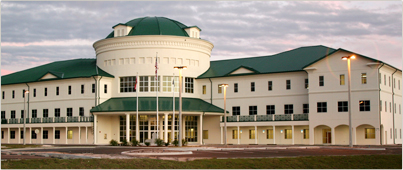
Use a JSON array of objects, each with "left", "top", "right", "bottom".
[
  {"left": 112, "top": 23, "right": 133, "bottom": 37},
  {"left": 184, "top": 26, "right": 201, "bottom": 39}
]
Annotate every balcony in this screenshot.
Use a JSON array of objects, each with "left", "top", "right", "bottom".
[
  {"left": 221, "top": 114, "right": 308, "bottom": 122},
  {"left": 1, "top": 116, "right": 94, "bottom": 124}
]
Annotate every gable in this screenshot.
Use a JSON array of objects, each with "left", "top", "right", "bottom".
[
  {"left": 230, "top": 67, "right": 255, "bottom": 75},
  {"left": 39, "top": 73, "right": 58, "bottom": 80}
]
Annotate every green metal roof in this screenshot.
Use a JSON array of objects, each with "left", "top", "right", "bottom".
[
  {"left": 197, "top": 45, "right": 337, "bottom": 79},
  {"left": 1, "top": 59, "right": 114, "bottom": 85},
  {"left": 90, "top": 97, "right": 225, "bottom": 113},
  {"left": 105, "top": 16, "right": 192, "bottom": 39}
]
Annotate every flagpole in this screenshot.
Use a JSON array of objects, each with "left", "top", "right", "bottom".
[
  {"left": 136, "top": 72, "right": 139, "bottom": 142},
  {"left": 156, "top": 53, "right": 159, "bottom": 141},
  {"left": 172, "top": 73, "right": 175, "bottom": 142}
]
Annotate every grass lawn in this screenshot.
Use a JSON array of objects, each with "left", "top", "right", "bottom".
[
  {"left": 1, "top": 155, "right": 401, "bottom": 169},
  {"left": 1, "top": 144, "right": 42, "bottom": 149}
]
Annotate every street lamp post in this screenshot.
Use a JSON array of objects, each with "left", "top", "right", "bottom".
[
  {"left": 23, "top": 90, "right": 29, "bottom": 145},
  {"left": 174, "top": 66, "right": 187, "bottom": 147},
  {"left": 219, "top": 84, "right": 228, "bottom": 146},
  {"left": 342, "top": 55, "right": 355, "bottom": 148}
]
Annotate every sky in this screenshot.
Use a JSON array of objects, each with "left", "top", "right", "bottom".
[{"left": 1, "top": 1, "right": 402, "bottom": 76}]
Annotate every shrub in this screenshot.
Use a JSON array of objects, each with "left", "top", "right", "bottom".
[
  {"left": 182, "top": 139, "right": 188, "bottom": 146},
  {"left": 155, "top": 138, "right": 164, "bottom": 147},
  {"left": 172, "top": 140, "right": 179, "bottom": 146},
  {"left": 109, "top": 139, "right": 118, "bottom": 146},
  {"left": 121, "top": 138, "right": 129, "bottom": 146},
  {"left": 131, "top": 139, "right": 139, "bottom": 146},
  {"left": 144, "top": 142, "right": 150, "bottom": 146},
  {"left": 164, "top": 142, "right": 170, "bottom": 146}
]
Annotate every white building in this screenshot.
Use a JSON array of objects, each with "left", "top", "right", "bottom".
[{"left": 1, "top": 16, "right": 401, "bottom": 146}]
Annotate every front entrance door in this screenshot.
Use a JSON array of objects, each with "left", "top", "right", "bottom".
[
  {"left": 326, "top": 131, "right": 331, "bottom": 144},
  {"left": 322, "top": 129, "right": 331, "bottom": 144}
]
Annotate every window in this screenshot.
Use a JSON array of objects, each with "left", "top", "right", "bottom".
[
  {"left": 394, "top": 78, "right": 396, "bottom": 88},
  {"left": 385, "top": 101, "right": 387, "bottom": 112},
  {"left": 185, "top": 78, "right": 194, "bottom": 93},
  {"left": 21, "top": 110, "right": 24, "bottom": 118},
  {"left": 120, "top": 76, "right": 137, "bottom": 93},
  {"left": 218, "top": 84, "right": 222, "bottom": 94},
  {"left": 67, "top": 130, "right": 73, "bottom": 139},
  {"left": 394, "top": 103, "right": 396, "bottom": 114},
  {"left": 202, "top": 85, "right": 206, "bottom": 94},
  {"left": 251, "top": 82, "right": 255, "bottom": 92},
  {"left": 359, "top": 100, "right": 370, "bottom": 111},
  {"left": 249, "top": 129, "right": 255, "bottom": 139},
  {"left": 163, "top": 76, "right": 174, "bottom": 92},
  {"left": 43, "top": 109, "right": 48, "bottom": 118},
  {"left": 140, "top": 76, "right": 149, "bottom": 92},
  {"left": 150, "top": 76, "right": 160, "bottom": 92},
  {"left": 379, "top": 73, "right": 381, "bottom": 84},
  {"left": 55, "top": 108, "right": 60, "bottom": 117},
  {"left": 44, "top": 88, "right": 47, "bottom": 96},
  {"left": 1, "top": 111, "right": 5, "bottom": 119},
  {"left": 232, "top": 106, "right": 240, "bottom": 116},
  {"left": 286, "top": 80, "right": 291, "bottom": 90},
  {"left": 303, "top": 129, "right": 309, "bottom": 139},
  {"left": 2, "top": 91, "right": 4, "bottom": 99},
  {"left": 365, "top": 128, "right": 375, "bottom": 139},
  {"left": 32, "top": 109, "right": 37, "bottom": 118},
  {"left": 79, "top": 107, "right": 84, "bottom": 116},
  {"left": 232, "top": 130, "right": 238, "bottom": 139},
  {"left": 305, "top": 79, "right": 308, "bottom": 89},
  {"left": 31, "top": 131, "right": 37, "bottom": 139},
  {"left": 390, "top": 128, "right": 392, "bottom": 139},
  {"left": 266, "top": 105, "right": 275, "bottom": 115},
  {"left": 268, "top": 81, "right": 273, "bottom": 91},
  {"left": 43, "top": 130, "right": 48, "bottom": 139},
  {"left": 1, "top": 131, "right": 3, "bottom": 139},
  {"left": 266, "top": 129, "right": 273, "bottom": 139},
  {"left": 361, "top": 73, "right": 367, "bottom": 84},
  {"left": 319, "top": 76, "right": 324, "bottom": 86},
  {"left": 203, "top": 130, "right": 208, "bottom": 139},
  {"left": 399, "top": 80, "right": 401, "bottom": 90},
  {"left": 23, "top": 89, "right": 25, "bottom": 98},
  {"left": 81, "top": 84, "right": 84, "bottom": 94},
  {"left": 284, "top": 104, "right": 293, "bottom": 114},
  {"left": 56, "top": 87, "right": 59, "bottom": 96},
  {"left": 104, "top": 84, "right": 107, "bottom": 93},
  {"left": 384, "top": 75, "right": 386, "bottom": 85},
  {"left": 389, "top": 76, "right": 391, "bottom": 87},
  {"left": 55, "top": 130, "right": 60, "bottom": 139},
  {"left": 234, "top": 83, "right": 238, "bottom": 93},
  {"left": 33, "top": 88, "right": 36, "bottom": 97},
  {"left": 10, "top": 131, "right": 15, "bottom": 139},
  {"left": 12, "top": 90, "right": 15, "bottom": 99},
  {"left": 303, "top": 104, "right": 309, "bottom": 114},
  {"left": 285, "top": 129, "right": 292, "bottom": 139},
  {"left": 184, "top": 116, "right": 198, "bottom": 142},
  {"left": 380, "top": 100, "right": 382, "bottom": 112},
  {"left": 20, "top": 131, "right": 23, "bottom": 139},
  {"left": 92, "top": 84, "right": 96, "bottom": 93},
  {"left": 11, "top": 110, "right": 15, "bottom": 118},
  {"left": 317, "top": 102, "right": 327, "bottom": 113},
  {"left": 338, "top": 101, "right": 348, "bottom": 112},
  {"left": 67, "top": 108, "right": 73, "bottom": 117},
  {"left": 249, "top": 106, "right": 257, "bottom": 115}
]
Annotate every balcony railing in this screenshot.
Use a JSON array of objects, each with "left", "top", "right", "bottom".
[
  {"left": 221, "top": 114, "right": 308, "bottom": 122},
  {"left": 1, "top": 116, "right": 94, "bottom": 124}
]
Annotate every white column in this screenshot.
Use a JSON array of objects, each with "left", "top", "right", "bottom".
[
  {"left": 41, "top": 127, "right": 43, "bottom": 144},
  {"left": 159, "top": 115, "right": 164, "bottom": 139},
  {"left": 255, "top": 126, "right": 258, "bottom": 144},
  {"left": 273, "top": 126, "right": 276, "bottom": 144},
  {"left": 331, "top": 127, "right": 336, "bottom": 145},
  {"left": 164, "top": 113, "right": 168, "bottom": 143},
  {"left": 292, "top": 125, "right": 294, "bottom": 145},
  {"left": 53, "top": 127, "right": 55, "bottom": 144},
  {"left": 7, "top": 128, "right": 10, "bottom": 143},
  {"left": 126, "top": 113, "right": 130, "bottom": 142},
  {"left": 353, "top": 127, "right": 357, "bottom": 145},
  {"left": 309, "top": 126, "right": 315, "bottom": 145},
  {"left": 65, "top": 127, "right": 68, "bottom": 144},
  {"left": 237, "top": 126, "right": 240, "bottom": 144},
  {"left": 94, "top": 114, "right": 97, "bottom": 144},
  {"left": 18, "top": 127, "right": 21, "bottom": 144},
  {"left": 136, "top": 114, "right": 139, "bottom": 141},
  {"left": 85, "top": 126, "right": 88, "bottom": 144},
  {"left": 78, "top": 126, "right": 81, "bottom": 144},
  {"left": 29, "top": 127, "right": 32, "bottom": 144},
  {"left": 199, "top": 114, "right": 203, "bottom": 145},
  {"left": 220, "top": 126, "right": 223, "bottom": 144}
]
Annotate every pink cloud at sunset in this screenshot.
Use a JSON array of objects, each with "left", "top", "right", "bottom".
[{"left": 1, "top": 69, "right": 14, "bottom": 76}]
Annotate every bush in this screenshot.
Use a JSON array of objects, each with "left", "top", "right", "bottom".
[
  {"left": 121, "top": 138, "right": 129, "bottom": 146},
  {"left": 144, "top": 142, "right": 150, "bottom": 146},
  {"left": 172, "top": 140, "right": 179, "bottom": 146},
  {"left": 155, "top": 138, "right": 164, "bottom": 147},
  {"left": 164, "top": 142, "right": 169, "bottom": 146},
  {"left": 182, "top": 139, "right": 188, "bottom": 146},
  {"left": 131, "top": 139, "right": 139, "bottom": 146},
  {"left": 109, "top": 139, "right": 118, "bottom": 146}
]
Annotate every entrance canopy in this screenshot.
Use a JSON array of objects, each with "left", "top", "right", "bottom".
[{"left": 90, "top": 97, "right": 226, "bottom": 114}]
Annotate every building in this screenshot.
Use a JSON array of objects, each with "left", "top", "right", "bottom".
[{"left": 1, "top": 16, "right": 401, "bottom": 146}]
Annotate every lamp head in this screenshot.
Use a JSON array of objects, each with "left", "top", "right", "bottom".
[
  {"left": 24, "top": 90, "right": 30, "bottom": 94},
  {"left": 174, "top": 66, "right": 187, "bottom": 70},
  {"left": 218, "top": 84, "right": 229, "bottom": 88},
  {"left": 341, "top": 55, "right": 356, "bottom": 60}
]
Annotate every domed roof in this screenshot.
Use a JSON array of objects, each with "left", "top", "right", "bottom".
[{"left": 106, "top": 16, "right": 198, "bottom": 39}]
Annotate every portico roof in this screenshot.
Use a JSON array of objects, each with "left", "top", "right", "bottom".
[{"left": 90, "top": 97, "right": 226, "bottom": 113}]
